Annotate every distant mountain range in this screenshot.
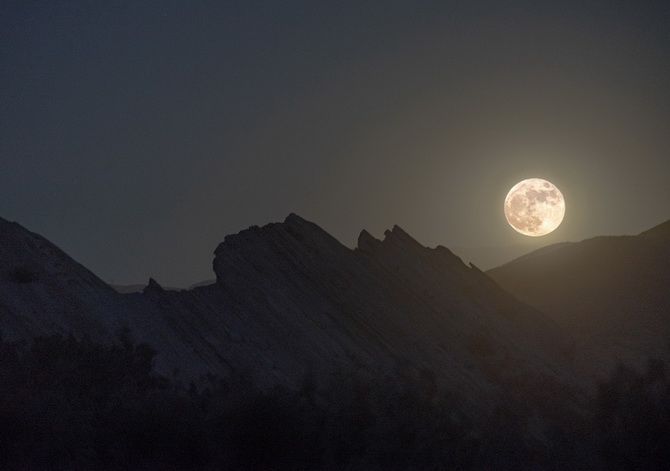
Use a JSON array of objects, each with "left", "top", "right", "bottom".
[
  {"left": 451, "top": 243, "right": 549, "bottom": 272},
  {"left": 489, "top": 219, "right": 670, "bottom": 379}
]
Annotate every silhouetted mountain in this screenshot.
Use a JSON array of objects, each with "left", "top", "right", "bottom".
[
  {"left": 451, "top": 243, "right": 550, "bottom": 271},
  {"left": 488, "top": 219, "right": 670, "bottom": 380},
  {"left": 111, "top": 282, "right": 179, "bottom": 294},
  {"left": 0, "top": 214, "right": 576, "bottom": 421}
]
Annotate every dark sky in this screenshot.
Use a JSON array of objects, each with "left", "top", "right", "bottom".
[{"left": 2, "top": 1, "right": 669, "bottom": 286}]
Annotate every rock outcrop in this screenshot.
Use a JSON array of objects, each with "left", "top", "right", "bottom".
[{"left": 0, "top": 213, "right": 578, "bottom": 418}]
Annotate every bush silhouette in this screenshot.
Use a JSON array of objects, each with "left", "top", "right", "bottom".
[{"left": 0, "top": 333, "right": 486, "bottom": 470}]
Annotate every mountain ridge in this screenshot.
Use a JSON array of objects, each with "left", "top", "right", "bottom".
[
  {"left": 488, "top": 218, "right": 670, "bottom": 379},
  {"left": 0, "top": 213, "right": 577, "bottom": 419}
]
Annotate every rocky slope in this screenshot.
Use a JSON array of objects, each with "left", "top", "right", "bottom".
[
  {"left": 0, "top": 217, "right": 118, "bottom": 340},
  {"left": 488, "top": 219, "right": 670, "bottom": 379},
  {"left": 0, "top": 214, "right": 578, "bottom": 417}
]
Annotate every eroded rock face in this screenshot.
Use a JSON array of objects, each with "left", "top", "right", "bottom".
[
  {"left": 208, "top": 214, "right": 573, "bottom": 407},
  {"left": 0, "top": 213, "right": 576, "bottom": 417}
]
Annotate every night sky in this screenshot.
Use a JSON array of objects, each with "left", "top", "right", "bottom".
[{"left": 2, "top": 1, "right": 669, "bottom": 286}]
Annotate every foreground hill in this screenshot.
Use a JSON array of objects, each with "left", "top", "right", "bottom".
[
  {"left": 0, "top": 214, "right": 578, "bottom": 421},
  {"left": 488, "top": 220, "right": 670, "bottom": 379}
]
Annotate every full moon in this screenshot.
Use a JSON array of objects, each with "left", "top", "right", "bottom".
[{"left": 504, "top": 178, "right": 565, "bottom": 237}]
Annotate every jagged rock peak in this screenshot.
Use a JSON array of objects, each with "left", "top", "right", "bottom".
[
  {"left": 284, "top": 212, "right": 309, "bottom": 225},
  {"left": 358, "top": 225, "right": 466, "bottom": 269},
  {"left": 143, "top": 278, "right": 164, "bottom": 294},
  {"left": 357, "top": 229, "right": 382, "bottom": 253},
  {"left": 216, "top": 213, "right": 335, "bottom": 252},
  {"left": 382, "top": 225, "right": 423, "bottom": 250},
  {"left": 212, "top": 214, "right": 350, "bottom": 283}
]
